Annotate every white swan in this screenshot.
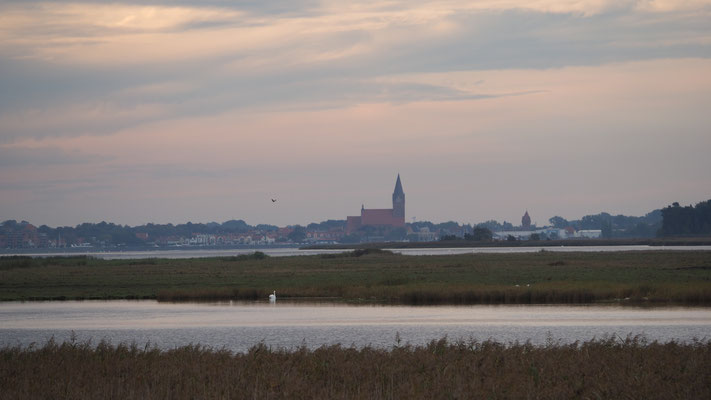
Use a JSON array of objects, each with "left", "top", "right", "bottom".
[{"left": 269, "top": 290, "right": 276, "bottom": 302}]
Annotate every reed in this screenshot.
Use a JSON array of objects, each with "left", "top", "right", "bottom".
[
  {"left": 2, "top": 251, "right": 711, "bottom": 305},
  {"left": 1, "top": 336, "right": 709, "bottom": 399}
]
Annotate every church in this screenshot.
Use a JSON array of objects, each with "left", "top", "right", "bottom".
[{"left": 346, "top": 175, "right": 405, "bottom": 234}]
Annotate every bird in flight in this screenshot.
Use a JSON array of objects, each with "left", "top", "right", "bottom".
[{"left": 271, "top": 198, "right": 277, "bottom": 203}]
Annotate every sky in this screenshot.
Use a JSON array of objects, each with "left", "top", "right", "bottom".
[{"left": 1, "top": 0, "right": 710, "bottom": 228}]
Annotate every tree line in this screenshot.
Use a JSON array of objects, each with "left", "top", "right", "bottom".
[{"left": 659, "top": 200, "right": 711, "bottom": 236}]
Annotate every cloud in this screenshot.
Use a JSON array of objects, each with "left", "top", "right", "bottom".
[
  {"left": 0, "top": 145, "right": 107, "bottom": 167},
  {"left": 0, "top": 0, "right": 710, "bottom": 145}
]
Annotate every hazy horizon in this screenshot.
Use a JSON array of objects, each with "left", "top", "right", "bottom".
[
  {"left": 2, "top": 1, "right": 710, "bottom": 227},
  {"left": 1, "top": 183, "right": 672, "bottom": 229}
]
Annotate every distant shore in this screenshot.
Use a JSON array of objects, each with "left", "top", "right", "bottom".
[
  {"left": 303, "top": 237, "right": 711, "bottom": 250},
  {"left": 0, "top": 243, "right": 302, "bottom": 256}
]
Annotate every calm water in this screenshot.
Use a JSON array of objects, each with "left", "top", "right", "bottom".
[
  {"left": 1, "top": 301, "right": 710, "bottom": 352},
  {"left": 9, "top": 245, "right": 711, "bottom": 259}
]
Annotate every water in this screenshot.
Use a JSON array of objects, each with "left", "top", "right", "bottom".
[
  {"left": 7, "top": 245, "right": 711, "bottom": 259},
  {"left": 390, "top": 245, "right": 711, "bottom": 256},
  {"left": 1, "top": 301, "right": 709, "bottom": 352}
]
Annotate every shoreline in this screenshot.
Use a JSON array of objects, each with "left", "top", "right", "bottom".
[{"left": 303, "top": 237, "right": 711, "bottom": 250}]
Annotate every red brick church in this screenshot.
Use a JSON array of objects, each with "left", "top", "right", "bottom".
[{"left": 346, "top": 175, "right": 406, "bottom": 234}]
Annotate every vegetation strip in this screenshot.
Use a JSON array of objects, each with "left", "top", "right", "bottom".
[
  {"left": 1, "top": 336, "right": 710, "bottom": 399},
  {"left": 1, "top": 250, "right": 711, "bottom": 304}
]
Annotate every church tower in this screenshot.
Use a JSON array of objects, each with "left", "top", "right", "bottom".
[
  {"left": 522, "top": 210, "right": 531, "bottom": 229},
  {"left": 392, "top": 174, "right": 405, "bottom": 219}
]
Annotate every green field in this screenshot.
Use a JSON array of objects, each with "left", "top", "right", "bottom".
[{"left": 2, "top": 250, "right": 711, "bottom": 304}]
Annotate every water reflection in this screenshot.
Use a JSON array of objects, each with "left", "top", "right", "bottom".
[
  {"left": 9, "top": 245, "right": 711, "bottom": 259},
  {"left": 1, "top": 301, "right": 709, "bottom": 352}
]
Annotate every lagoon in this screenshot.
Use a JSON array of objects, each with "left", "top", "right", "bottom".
[{"left": 2, "top": 301, "right": 710, "bottom": 353}]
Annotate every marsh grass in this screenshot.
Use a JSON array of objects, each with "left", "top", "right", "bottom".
[
  {"left": 2, "top": 251, "right": 711, "bottom": 304},
  {"left": 1, "top": 336, "right": 709, "bottom": 399}
]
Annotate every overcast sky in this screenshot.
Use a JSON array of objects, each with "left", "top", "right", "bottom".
[{"left": 1, "top": 0, "right": 710, "bottom": 227}]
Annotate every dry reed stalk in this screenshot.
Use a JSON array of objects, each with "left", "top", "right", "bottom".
[{"left": 1, "top": 336, "right": 709, "bottom": 399}]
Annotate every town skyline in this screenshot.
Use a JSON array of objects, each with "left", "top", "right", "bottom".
[
  {"left": 0, "top": 173, "right": 704, "bottom": 229},
  {"left": 2, "top": 173, "right": 683, "bottom": 230},
  {"left": 5, "top": 196, "right": 710, "bottom": 248}
]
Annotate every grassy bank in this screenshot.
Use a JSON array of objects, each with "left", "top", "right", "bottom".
[
  {"left": 1, "top": 337, "right": 709, "bottom": 399},
  {"left": 1, "top": 250, "right": 711, "bottom": 304}
]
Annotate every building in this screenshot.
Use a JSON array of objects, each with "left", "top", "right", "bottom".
[
  {"left": 346, "top": 175, "right": 406, "bottom": 234},
  {"left": 521, "top": 210, "right": 531, "bottom": 229}
]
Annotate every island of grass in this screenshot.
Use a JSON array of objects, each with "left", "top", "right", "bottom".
[{"left": 1, "top": 249, "right": 711, "bottom": 304}]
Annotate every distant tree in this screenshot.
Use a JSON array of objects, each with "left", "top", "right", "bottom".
[
  {"left": 601, "top": 219, "right": 613, "bottom": 239},
  {"left": 409, "top": 221, "right": 436, "bottom": 231},
  {"left": 643, "top": 209, "right": 663, "bottom": 225},
  {"left": 255, "top": 224, "right": 278, "bottom": 232},
  {"left": 307, "top": 220, "right": 346, "bottom": 231},
  {"left": 435, "top": 221, "right": 462, "bottom": 237},
  {"left": 530, "top": 233, "right": 541, "bottom": 241},
  {"left": 221, "top": 220, "right": 251, "bottom": 233},
  {"left": 471, "top": 227, "right": 493, "bottom": 241},
  {"left": 2, "top": 220, "right": 18, "bottom": 229},
  {"left": 506, "top": 234, "right": 517, "bottom": 242},
  {"left": 660, "top": 200, "right": 711, "bottom": 236},
  {"left": 547, "top": 216, "right": 566, "bottom": 228},
  {"left": 579, "top": 213, "right": 611, "bottom": 230},
  {"left": 436, "top": 221, "right": 460, "bottom": 231},
  {"left": 440, "top": 235, "right": 457, "bottom": 241},
  {"left": 287, "top": 225, "right": 306, "bottom": 242},
  {"left": 476, "top": 220, "right": 503, "bottom": 232},
  {"left": 628, "top": 222, "right": 655, "bottom": 238}
]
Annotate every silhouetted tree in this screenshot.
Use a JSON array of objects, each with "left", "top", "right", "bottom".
[
  {"left": 660, "top": 200, "right": 711, "bottom": 236},
  {"left": 471, "top": 227, "right": 493, "bottom": 241},
  {"left": 549, "top": 216, "right": 569, "bottom": 228}
]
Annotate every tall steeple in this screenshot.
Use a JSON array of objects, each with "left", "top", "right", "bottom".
[
  {"left": 392, "top": 174, "right": 405, "bottom": 219},
  {"left": 522, "top": 210, "right": 531, "bottom": 229}
]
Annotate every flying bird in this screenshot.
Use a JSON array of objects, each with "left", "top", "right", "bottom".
[{"left": 271, "top": 199, "right": 277, "bottom": 203}]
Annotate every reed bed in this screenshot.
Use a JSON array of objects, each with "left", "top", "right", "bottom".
[
  {"left": 2, "top": 251, "right": 711, "bottom": 305},
  {"left": 1, "top": 336, "right": 709, "bottom": 399}
]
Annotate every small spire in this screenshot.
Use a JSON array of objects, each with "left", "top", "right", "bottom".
[{"left": 393, "top": 174, "right": 404, "bottom": 196}]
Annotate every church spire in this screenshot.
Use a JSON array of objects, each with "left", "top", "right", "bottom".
[
  {"left": 522, "top": 210, "right": 531, "bottom": 229},
  {"left": 392, "top": 174, "right": 405, "bottom": 219},
  {"left": 393, "top": 174, "right": 404, "bottom": 197}
]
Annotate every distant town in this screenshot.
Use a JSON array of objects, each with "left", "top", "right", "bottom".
[{"left": 1, "top": 176, "right": 709, "bottom": 250}]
